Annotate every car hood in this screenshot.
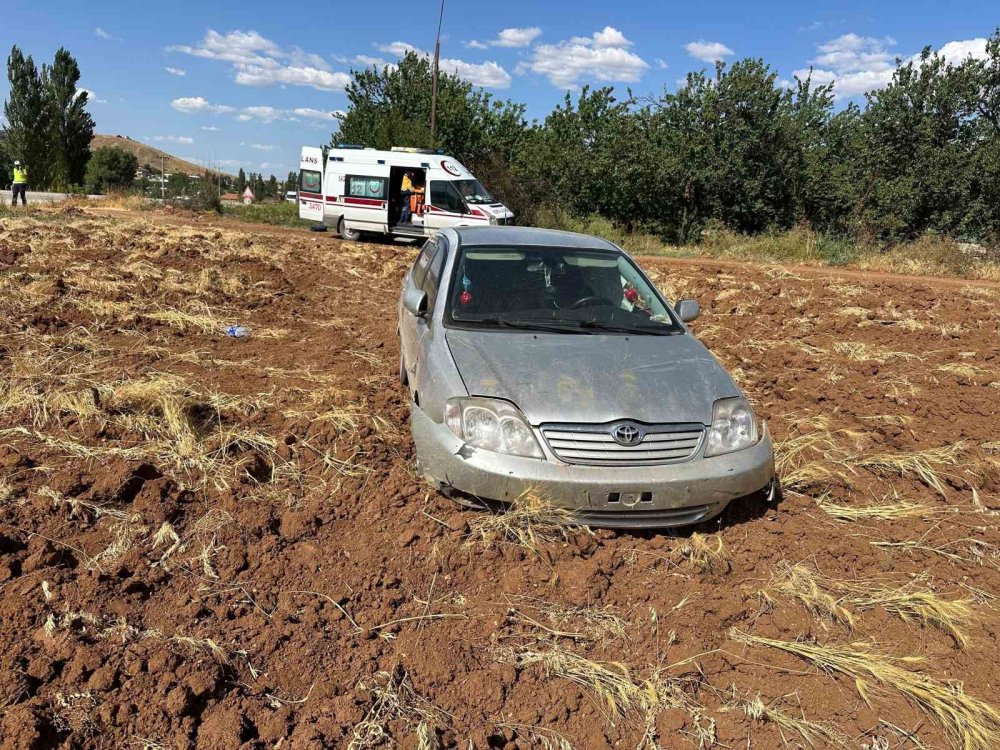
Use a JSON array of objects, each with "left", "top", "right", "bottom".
[{"left": 445, "top": 329, "right": 740, "bottom": 425}]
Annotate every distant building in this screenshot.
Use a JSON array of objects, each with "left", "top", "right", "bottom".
[{"left": 221, "top": 192, "right": 240, "bottom": 205}]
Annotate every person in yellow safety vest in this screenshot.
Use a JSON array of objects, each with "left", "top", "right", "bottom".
[
  {"left": 399, "top": 171, "right": 415, "bottom": 224},
  {"left": 11, "top": 160, "right": 28, "bottom": 206}
]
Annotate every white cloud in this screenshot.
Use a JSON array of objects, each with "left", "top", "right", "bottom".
[
  {"left": 171, "top": 96, "right": 235, "bottom": 114},
  {"left": 936, "top": 38, "right": 988, "bottom": 63},
  {"left": 518, "top": 27, "right": 648, "bottom": 88},
  {"left": 376, "top": 41, "right": 512, "bottom": 88},
  {"left": 467, "top": 27, "right": 541, "bottom": 49},
  {"left": 94, "top": 27, "right": 112, "bottom": 40},
  {"left": 684, "top": 40, "right": 735, "bottom": 63},
  {"left": 79, "top": 89, "right": 108, "bottom": 104},
  {"left": 592, "top": 26, "right": 630, "bottom": 48},
  {"left": 165, "top": 66, "right": 186, "bottom": 76},
  {"left": 654, "top": 58, "right": 668, "bottom": 70},
  {"left": 169, "top": 29, "right": 350, "bottom": 91},
  {"left": 236, "top": 106, "right": 283, "bottom": 122},
  {"left": 792, "top": 34, "right": 897, "bottom": 96},
  {"left": 174, "top": 98, "right": 342, "bottom": 124},
  {"left": 233, "top": 62, "right": 350, "bottom": 90},
  {"left": 794, "top": 33, "right": 991, "bottom": 99},
  {"left": 442, "top": 59, "right": 511, "bottom": 88},
  {"left": 153, "top": 135, "right": 195, "bottom": 144},
  {"left": 250, "top": 143, "right": 275, "bottom": 151},
  {"left": 352, "top": 54, "right": 390, "bottom": 67},
  {"left": 377, "top": 41, "right": 422, "bottom": 57},
  {"left": 292, "top": 107, "right": 338, "bottom": 120}
]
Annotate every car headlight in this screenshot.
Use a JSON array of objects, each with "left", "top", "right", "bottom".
[
  {"left": 444, "top": 397, "right": 543, "bottom": 459},
  {"left": 487, "top": 213, "right": 498, "bottom": 225},
  {"left": 705, "top": 397, "right": 759, "bottom": 457}
]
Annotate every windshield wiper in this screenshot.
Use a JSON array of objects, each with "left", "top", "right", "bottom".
[
  {"left": 576, "top": 320, "right": 675, "bottom": 335},
  {"left": 470, "top": 317, "right": 590, "bottom": 334}
]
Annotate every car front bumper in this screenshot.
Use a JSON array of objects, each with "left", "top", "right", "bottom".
[{"left": 411, "top": 406, "right": 775, "bottom": 529}]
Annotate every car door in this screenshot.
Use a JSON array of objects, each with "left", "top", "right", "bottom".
[
  {"left": 424, "top": 181, "right": 467, "bottom": 231},
  {"left": 410, "top": 238, "right": 448, "bottom": 391},
  {"left": 400, "top": 238, "right": 439, "bottom": 380}
]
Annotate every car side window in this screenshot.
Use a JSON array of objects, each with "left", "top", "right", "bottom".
[
  {"left": 411, "top": 239, "right": 438, "bottom": 288},
  {"left": 423, "top": 241, "right": 448, "bottom": 311}
]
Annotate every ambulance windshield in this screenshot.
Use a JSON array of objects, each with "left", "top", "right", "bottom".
[{"left": 453, "top": 179, "right": 494, "bottom": 204}]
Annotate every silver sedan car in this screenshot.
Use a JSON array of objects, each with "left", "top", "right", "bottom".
[{"left": 397, "top": 226, "right": 775, "bottom": 528}]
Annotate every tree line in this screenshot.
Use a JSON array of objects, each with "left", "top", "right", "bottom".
[
  {"left": 335, "top": 28, "right": 1000, "bottom": 245},
  {"left": 2, "top": 45, "right": 289, "bottom": 201}
]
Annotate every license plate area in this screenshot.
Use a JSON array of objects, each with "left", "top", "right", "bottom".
[{"left": 605, "top": 491, "right": 653, "bottom": 508}]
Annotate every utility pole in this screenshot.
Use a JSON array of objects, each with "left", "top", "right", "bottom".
[
  {"left": 429, "top": 0, "right": 445, "bottom": 141},
  {"left": 160, "top": 156, "right": 165, "bottom": 201}
]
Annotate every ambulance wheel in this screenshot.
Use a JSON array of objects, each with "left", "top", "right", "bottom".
[{"left": 339, "top": 219, "right": 362, "bottom": 241}]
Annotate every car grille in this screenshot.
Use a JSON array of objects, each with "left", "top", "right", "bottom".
[{"left": 540, "top": 422, "right": 704, "bottom": 466}]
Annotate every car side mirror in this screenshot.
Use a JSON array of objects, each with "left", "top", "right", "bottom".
[
  {"left": 404, "top": 286, "right": 428, "bottom": 318},
  {"left": 675, "top": 299, "right": 700, "bottom": 322}
]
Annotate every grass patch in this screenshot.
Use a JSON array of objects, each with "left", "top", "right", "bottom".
[
  {"left": 220, "top": 201, "right": 312, "bottom": 228},
  {"left": 533, "top": 207, "right": 1000, "bottom": 280}
]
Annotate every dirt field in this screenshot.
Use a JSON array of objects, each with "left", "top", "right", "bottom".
[{"left": 2, "top": 206, "right": 1000, "bottom": 750}]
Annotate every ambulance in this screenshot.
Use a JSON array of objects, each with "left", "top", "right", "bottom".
[{"left": 298, "top": 145, "right": 514, "bottom": 240}]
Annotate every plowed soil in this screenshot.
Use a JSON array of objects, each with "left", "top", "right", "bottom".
[{"left": 2, "top": 206, "right": 999, "bottom": 750}]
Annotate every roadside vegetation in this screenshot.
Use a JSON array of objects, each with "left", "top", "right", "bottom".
[
  {"left": 336, "top": 29, "right": 1000, "bottom": 253},
  {"left": 219, "top": 200, "right": 311, "bottom": 227}
]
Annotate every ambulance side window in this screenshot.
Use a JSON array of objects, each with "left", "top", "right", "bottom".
[
  {"left": 430, "top": 182, "right": 464, "bottom": 213},
  {"left": 300, "top": 170, "right": 322, "bottom": 194},
  {"left": 347, "top": 175, "right": 387, "bottom": 199}
]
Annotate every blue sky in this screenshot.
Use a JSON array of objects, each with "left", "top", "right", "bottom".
[{"left": 1, "top": 0, "right": 996, "bottom": 177}]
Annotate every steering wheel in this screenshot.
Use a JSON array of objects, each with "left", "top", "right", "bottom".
[{"left": 569, "top": 295, "right": 616, "bottom": 310}]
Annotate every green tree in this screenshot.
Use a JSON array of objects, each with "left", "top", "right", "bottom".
[
  {"left": 167, "top": 172, "right": 191, "bottom": 198},
  {"left": 43, "top": 48, "right": 94, "bottom": 189},
  {"left": 4, "top": 46, "right": 51, "bottom": 188},
  {"left": 236, "top": 167, "right": 246, "bottom": 194},
  {"left": 851, "top": 48, "right": 984, "bottom": 241},
  {"left": 84, "top": 146, "right": 138, "bottom": 193},
  {"left": 0, "top": 139, "right": 12, "bottom": 188},
  {"left": 335, "top": 52, "right": 528, "bottom": 208}
]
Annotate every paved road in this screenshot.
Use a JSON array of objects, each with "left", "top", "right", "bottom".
[{"left": 6, "top": 190, "right": 103, "bottom": 204}]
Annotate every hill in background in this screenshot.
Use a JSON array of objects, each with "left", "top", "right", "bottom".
[{"left": 90, "top": 134, "right": 233, "bottom": 177}]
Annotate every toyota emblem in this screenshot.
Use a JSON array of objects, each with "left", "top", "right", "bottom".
[{"left": 611, "top": 423, "right": 643, "bottom": 446}]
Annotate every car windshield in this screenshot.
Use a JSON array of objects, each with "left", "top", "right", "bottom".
[
  {"left": 447, "top": 245, "right": 682, "bottom": 335},
  {"left": 453, "top": 179, "right": 494, "bottom": 205}
]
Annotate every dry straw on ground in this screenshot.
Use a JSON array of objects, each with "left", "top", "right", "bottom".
[{"left": 732, "top": 630, "right": 1000, "bottom": 750}]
